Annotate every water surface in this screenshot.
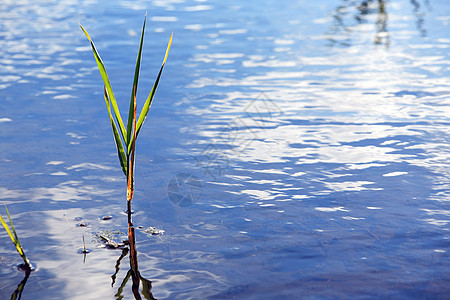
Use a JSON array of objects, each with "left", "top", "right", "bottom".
[{"left": 0, "top": 0, "right": 449, "bottom": 299}]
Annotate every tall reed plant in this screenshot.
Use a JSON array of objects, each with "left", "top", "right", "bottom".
[
  {"left": 80, "top": 14, "right": 172, "bottom": 212},
  {"left": 0, "top": 206, "right": 31, "bottom": 270}
]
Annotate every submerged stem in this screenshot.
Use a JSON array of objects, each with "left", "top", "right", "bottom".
[{"left": 127, "top": 208, "right": 141, "bottom": 299}]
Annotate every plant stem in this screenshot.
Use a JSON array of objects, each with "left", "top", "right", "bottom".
[
  {"left": 127, "top": 87, "right": 138, "bottom": 274},
  {"left": 126, "top": 87, "right": 137, "bottom": 209}
]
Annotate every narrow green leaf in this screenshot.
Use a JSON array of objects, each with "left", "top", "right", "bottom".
[
  {"left": 127, "top": 13, "right": 147, "bottom": 153},
  {"left": 5, "top": 206, "right": 23, "bottom": 255},
  {"left": 0, "top": 212, "right": 15, "bottom": 246},
  {"left": 104, "top": 87, "right": 128, "bottom": 176},
  {"left": 162, "top": 31, "right": 173, "bottom": 66},
  {"left": 133, "top": 31, "right": 173, "bottom": 150},
  {"left": 80, "top": 24, "right": 128, "bottom": 145},
  {"left": 5, "top": 205, "right": 20, "bottom": 248},
  {"left": 1, "top": 206, "right": 29, "bottom": 265}
]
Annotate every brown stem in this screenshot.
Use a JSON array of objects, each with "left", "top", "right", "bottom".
[
  {"left": 127, "top": 208, "right": 141, "bottom": 299},
  {"left": 128, "top": 219, "right": 139, "bottom": 273},
  {"left": 125, "top": 86, "right": 145, "bottom": 299}
]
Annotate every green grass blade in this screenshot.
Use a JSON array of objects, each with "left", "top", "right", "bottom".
[
  {"left": 0, "top": 212, "right": 16, "bottom": 246},
  {"left": 79, "top": 24, "right": 128, "bottom": 145},
  {"left": 104, "top": 87, "right": 128, "bottom": 176},
  {"left": 5, "top": 206, "right": 22, "bottom": 253},
  {"left": 1, "top": 206, "right": 29, "bottom": 266},
  {"left": 127, "top": 13, "right": 147, "bottom": 153},
  {"left": 133, "top": 31, "right": 173, "bottom": 147},
  {"left": 5, "top": 205, "right": 21, "bottom": 246}
]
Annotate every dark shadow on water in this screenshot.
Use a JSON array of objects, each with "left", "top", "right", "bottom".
[
  {"left": 328, "top": 0, "right": 431, "bottom": 48},
  {"left": 111, "top": 210, "right": 156, "bottom": 300}
]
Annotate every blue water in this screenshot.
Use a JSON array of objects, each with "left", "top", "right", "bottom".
[{"left": 1, "top": 0, "right": 449, "bottom": 299}]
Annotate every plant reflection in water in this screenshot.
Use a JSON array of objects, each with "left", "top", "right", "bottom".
[
  {"left": 10, "top": 267, "right": 31, "bottom": 300},
  {"left": 328, "top": 0, "right": 430, "bottom": 47},
  {"left": 111, "top": 210, "right": 156, "bottom": 300}
]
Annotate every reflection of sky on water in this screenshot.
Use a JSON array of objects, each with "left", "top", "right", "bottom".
[
  {"left": 170, "top": 1, "right": 449, "bottom": 297},
  {"left": 0, "top": 0, "right": 449, "bottom": 298}
]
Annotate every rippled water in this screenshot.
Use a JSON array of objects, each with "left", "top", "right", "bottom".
[{"left": 1, "top": 0, "right": 449, "bottom": 299}]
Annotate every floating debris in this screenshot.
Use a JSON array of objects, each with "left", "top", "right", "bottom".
[
  {"left": 141, "top": 226, "right": 165, "bottom": 236},
  {"left": 95, "top": 230, "right": 126, "bottom": 249}
]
